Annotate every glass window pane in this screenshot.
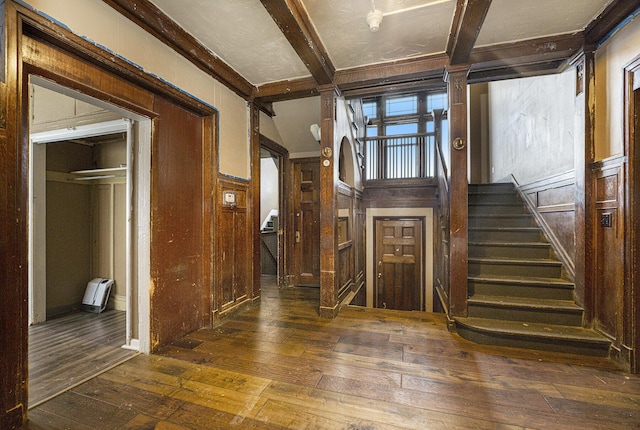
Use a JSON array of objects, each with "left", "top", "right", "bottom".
[
  {"left": 363, "top": 101, "right": 377, "bottom": 119},
  {"left": 385, "top": 95, "right": 417, "bottom": 116},
  {"left": 427, "top": 93, "right": 448, "bottom": 112},
  {"left": 366, "top": 125, "right": 378, "bottom": 137},
  {"left": 385, "top": 123, "right": 418, "bottom": 136}
]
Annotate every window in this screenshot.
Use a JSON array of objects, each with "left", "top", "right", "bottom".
[
  {"left": 385, "top": 95, "right": 417, "bottom": 116},
  {"left": 364, "top": 90, "right": 448, "bottom": 180}
]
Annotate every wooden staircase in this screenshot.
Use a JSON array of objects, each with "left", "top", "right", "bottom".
[{"left": 454, "top": 183, "right": 611, "bottom": 356}]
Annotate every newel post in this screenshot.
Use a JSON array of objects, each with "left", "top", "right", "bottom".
[
  {"left": 445, "top": 65, "right": 469, "bottom": 317},
  {"left": 319, "top": 85, "right": 339, "bottom": 318}
]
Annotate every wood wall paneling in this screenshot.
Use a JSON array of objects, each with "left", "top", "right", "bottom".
[
  {"left": 215, "top": 178, "right": 252, "bottom": 318},
  {"left": 520, "top": 172, "right": 576, "bottom": 280},
  {"left": 150, "top": 96, "right": 205, "bottom": 349},
  {"left": 593, "top": 160, "right": 625, "bottom": 344}
]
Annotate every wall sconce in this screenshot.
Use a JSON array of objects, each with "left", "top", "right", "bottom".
[{"left": 310, "top": 123, "right": 321, "bottom": 142}]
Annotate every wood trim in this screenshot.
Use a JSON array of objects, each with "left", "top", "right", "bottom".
[
  {"left": 259, "top": 134, "right": 290, "bottom": 288},
  {"left": 102, "top": 0, "right": 255, "bottom": 99},
  {"left": 624, "top": 57, "right": 640, "bottom": 372},
  {"left": 259, "top": 0, "right": 334, "bottom": 85},
  {"left": 250, "top": 104, "right": 261, "bottom": 302},
  {"left": 585, "top": 0, "right": 640, "bottom": 46},
  {"left": 254, "top": 77, "right": 319, "bottom": 104},
  {"left": 334, "top": 54, "right": 449, "bottom": 92},
  {"left": 448, "top": 0, "right": 492, "bottom": 65}
]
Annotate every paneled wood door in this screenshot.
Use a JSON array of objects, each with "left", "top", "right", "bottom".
[
  {"left": 375, "top": 218, "right": 423, "bottom": 311},
  {"left": 292, "top": 159, "right": 320, "bottom": 286}
]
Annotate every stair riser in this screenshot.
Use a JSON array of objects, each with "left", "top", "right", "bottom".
[
  {"left": 469, "top": 205, "right": 527, "bottom": 215},
  {"left": 468, "top": 184, "right": 516, "bottom": 194},
  {"left": 469, "top": 230, "right": 542, "bottom": 242},
  {"left": 469, "top": 262, "right": 562, "bottom": 278},
  {"left": 469, "top": 244, "right": 551, "bottom": 259},
  {"left": 469, "top": 281, "right": 574, "bottom": 300},
  {"left": 467, "top": 304, "right": 583, "bottom": 326},
  {"left": 455, "top": 325, "right": 610, "bottom": 357},
  {"left": 469, "top": 216, "right": 534, "bottom": 228},
  {"left": 469, "top": 194, "right": 520, "bottom": 204}
]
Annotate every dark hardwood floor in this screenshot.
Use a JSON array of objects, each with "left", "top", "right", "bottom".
[
  {"left": 26, "top": 276, "right": 640, "bottom": 429},
  {"left": 28, "top": 309, "right": 138, "bottom": 408}
]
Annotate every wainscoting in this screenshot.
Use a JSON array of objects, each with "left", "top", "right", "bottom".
[{"left": 517, "top": 171, "right": 576, "bottom": 279}]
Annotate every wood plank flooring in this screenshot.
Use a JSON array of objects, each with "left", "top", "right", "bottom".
[
  {"left": 26, "top": 276, "right": 640, "bottom": 429},
  {"left": 28, "top": 309, "right": 138, "bottom": 407}
]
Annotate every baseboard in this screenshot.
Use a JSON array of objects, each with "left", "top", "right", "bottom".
[{"left": 109, "top": 294, "right": 126, "bottom": 311}]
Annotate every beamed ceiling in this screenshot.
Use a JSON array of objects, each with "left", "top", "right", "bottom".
[
  {"left": 101, "top": 0, "right": 638, "bottom": 154},
  {"left": 102, "top": 0, "right": 639, "bottom": 103}
]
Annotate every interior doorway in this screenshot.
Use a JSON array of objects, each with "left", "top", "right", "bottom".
[
  {"left": 259, "top": 135, "right": 288, "bottom": 287},
  {"left": 26, "top": 76, "right": 152, "bottom": 406}
]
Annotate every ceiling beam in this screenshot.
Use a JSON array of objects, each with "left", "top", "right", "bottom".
[
  {"left": 448, "top": 0, "right": 493, "bottom": 65},
  {"left": 102, "top": 0, "right": 255, "bottom": 99},
  {"left": 469, "top": 33, "right": 584, "bottom": 70},
  {"left": 585, "top": 0, "right": 640, "bottom": 46},
  {"left": 254, "top": 77, "right": 319, "bottom": 103},
  {"left": 260, "top": 0, "right": 335, "bottom": 85},
  {"left": 334, "top": 54, "right": 450, "bottom": 92}
]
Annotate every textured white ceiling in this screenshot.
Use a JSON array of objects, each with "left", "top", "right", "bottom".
[
  {"left": 148, "top": 0, "right": 613, "bottom": 86},
  {"left": 476, "top": 0, "right": 613, "bottom": 47}
]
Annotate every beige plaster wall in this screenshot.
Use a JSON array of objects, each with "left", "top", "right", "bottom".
[
  {"left": 25, "top": 0, "right": 251, "bottom": 178},
  {"left": 594, "top": 15, "right": 640, "bottom": 160}
]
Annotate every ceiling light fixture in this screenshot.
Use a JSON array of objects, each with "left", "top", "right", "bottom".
[{"left": 366, "top": 0, "right": 383, "bottom": 32}]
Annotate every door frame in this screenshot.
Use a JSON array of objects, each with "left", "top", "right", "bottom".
[
  {"left": 624, "top": 56, "right": 640, "bottom": 372},
  {"left": 365, "top": 207, "right": 434, "bottom": 311},
  {"left": 259, "top": 135, "right": 289, "bottom": 287}
]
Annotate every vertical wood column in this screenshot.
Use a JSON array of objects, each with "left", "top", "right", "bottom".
[
  {"left": 573, "top": 49, "right": 596, "bottom": 317},
  {"left": 2, "top": 1, "right": 27, "bottom": 426},
  {"left": 319, "top": 85, "right": 338, "bottom": 318},
  {"left": 445, "top": 65, "right": 469, "bottom": 317},
  {"left": 249, "top": 102, "right": 261, "bottom": 302}
]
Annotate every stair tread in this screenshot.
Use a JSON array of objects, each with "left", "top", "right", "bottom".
[
  {"left": 455, "top": 317, "right": 610, "bottom": 344},
  {"left": 469, "top": 241, "right": 550, "bottom": 247},
  {"left": 470, "top": 226, "right": 540, "bottom": 231},
  {"left": 469, "top": 274, "right": 574, "bottom": 286},
  {"left": 469, "top": 214, "right": 532, "bottom": 218},
  {"left": 469, "top": 257, "right": 562, "bottom": 265},
  {"left": 468, "top": 295, "right": 582, "bottom": 310}
]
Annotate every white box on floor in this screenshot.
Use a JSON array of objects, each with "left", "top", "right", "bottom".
[{"left": 81, "top": 278, "right": 113, "bottom": 313}]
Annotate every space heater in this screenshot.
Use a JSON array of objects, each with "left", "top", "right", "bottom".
[{"left": 81, "top": 278, "right": 113, "bottom": 313}]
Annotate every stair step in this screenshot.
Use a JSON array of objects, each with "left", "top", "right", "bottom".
[
  {"left": 469, "top": 214, "right": 535, "bottom": 228},
  {"left": 469, "top": 241, "right": 551, "bottom": 259},
  {"left": 468, "top": 274, "right": 574, "bottom": 300},
  {"left": 469, "top": 183, "right": 516, "bottom": 193},
  {"left": 467, "top": 295, "right": 583, "bottom": 325},
  {"left": 454, "top": 317, "right": 611, "bottom": 356},
  {"left": 469, "top": 203, "right": 527, "bottom": 215},
  {"left": 469, "top": 227, "right": 542, "bottom": 242},
  {"left": 469, "top": 192, "right": 520, "bottom": 204},
  {"left": 469, "top": 257, "right": 563, "bottom": 278}
]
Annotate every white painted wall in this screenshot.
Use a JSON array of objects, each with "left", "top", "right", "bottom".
[
  {"left": 260, "top": 157, "right": 279, "bottom": 227},
  {"left": 488, "top": 69, "right": 576, "bottom": 184}
]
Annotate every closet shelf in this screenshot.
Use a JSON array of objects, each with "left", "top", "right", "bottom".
[{"left": 69, "top": 167, "right": 126, "bottom": 181}]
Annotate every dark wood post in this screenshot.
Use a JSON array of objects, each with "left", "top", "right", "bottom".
[
  {"left": 572, "top": 48, "right": 596, "bottom": 318},
  {"left": 319, "top": 85, "right": 339, "bottom": 318},
  {"left": 445, "top": 65, "right": 469, "bottom": 317}
]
